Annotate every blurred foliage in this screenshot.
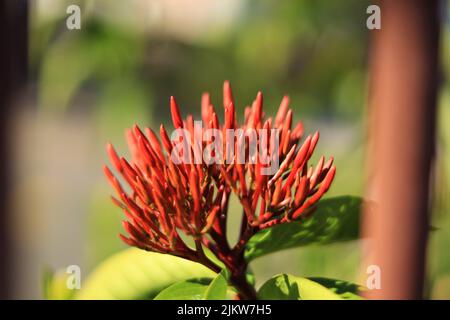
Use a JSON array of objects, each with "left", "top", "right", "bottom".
[
  {"left": 31, "top": 0, "right": 370, "bottom": 121},
  {"left": 42, "top": 267, "right": 75, "bottom": 300}
]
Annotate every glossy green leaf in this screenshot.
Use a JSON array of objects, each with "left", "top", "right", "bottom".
[
  {"left": 204, "top": 271, "right": 228, "bottom": 300},
  {"left": 75, "top": 248, "right": 215, "bottom": 300},
  {"left": 154, "top": 272, "right": 228, "bottom": 300},
  {"left": 258, "top": 274, "right": 342, "bottom": 300},
  {"left": 245, "top": 196, "right": 365, "bottom": 260},
  {"left": 154, "top": 278, "right": 213, "bottom": 300},
  {"left": 307, "top": 277, "right": 364, "bottom": 299}
]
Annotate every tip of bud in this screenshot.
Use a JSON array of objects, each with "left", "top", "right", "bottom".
[
  {"left": 223, "top": 80, "right": 234, "bottom": 109},
  {"left": 257, "top": 91, "right": 263, "bottom": 100},
  {"left": 133, "top": 123, "right": 139, "bottom": 131},
  {"left": 106, "top": 143, "right": 123, "bottom": 171},
  {"left": 103, "top": 165, "right": 113, "bottom": 180},
  {"left": 170, "top": 96, "right": 183, "bottom": 129},
  {"left": 312, "top": 131, "right": 320, "bottom": 141}
]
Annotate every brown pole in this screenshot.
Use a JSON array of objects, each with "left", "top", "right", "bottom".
[
  {"left": 0, "top": 0, "right": 28, "bottom": 299},
  {"left": 363, "top": 0, "right": 440, "bottom": 299}
]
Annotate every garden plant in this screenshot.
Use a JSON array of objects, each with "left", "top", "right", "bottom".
[{"left": 44, "top": 82, "right": 365, "bottom": 300}]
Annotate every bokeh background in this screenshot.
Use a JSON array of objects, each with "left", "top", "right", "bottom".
[{"left": 8, "top": 0, "right": 450, "bottom": 298}]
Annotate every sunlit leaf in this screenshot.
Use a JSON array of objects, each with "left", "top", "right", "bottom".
[
  {"left": 204, "top": 271, "right": 228, "bottom": 300},
  {"left": 75, "top": 248, "right": 215, "bottom": 300},
  {"left": 42, "top": 268, "right": 75, "bottom": 300},
  {"left": 154, "top": 271, "right": 228, "bottom": 300},
  {"left": 307, "top": 277, "right": 364, "bottom": 299},
  {"left": 154, "top": 278, "right": 213, "bottom": 300},
  {"left": 258, "top": 274, "right": 342, "bottom": 300}
]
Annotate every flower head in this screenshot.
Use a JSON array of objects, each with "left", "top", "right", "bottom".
[{"left": 104, "top": 81, "right": 335, "bottom": 280}]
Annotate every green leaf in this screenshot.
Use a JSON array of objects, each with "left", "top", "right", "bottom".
[
  {"left": 154, "top": 278, "right": 213, "bottom": 300},
  {"left": 154, "top": 272, "right": 228, "bottom": 300},
  {"left": 42, "top": 267, "right": 75, "bottom": 300},
  {"left": 75, "top": 248, "right": 215, "bottom": 300},
  {"left": 42, "top": 267, "right": 54, "bottom": 299},
  {"left": 204, "top": 271, "right": 228, "bottom": 300},
  {"left": 245, "top": 196, "right": 365, "bottom": 260},
  {"left": 307, "top": 277, "right": 365, "bottom": 299},
  {"left": 258, "top": 274, "right": 342, "bottom": 300}
]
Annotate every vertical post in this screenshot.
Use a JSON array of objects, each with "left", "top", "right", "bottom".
[
  {"left": 0, "top": 0, "right": 28, "bottom": 299},
  {"left": 363, "top": 0, "right": 440, "bottom": 299}
]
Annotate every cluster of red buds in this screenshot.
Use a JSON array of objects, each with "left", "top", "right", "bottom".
[{"left": 104, "top": 81, "right": 335, "bottom": 299}]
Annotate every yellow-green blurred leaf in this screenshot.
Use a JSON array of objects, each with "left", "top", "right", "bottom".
[
  {"left": 75, "top": 248, "right": 215, "bottom": 299},
  {"left": 42, "top": 268, "right": 75, "bottom": 300}
]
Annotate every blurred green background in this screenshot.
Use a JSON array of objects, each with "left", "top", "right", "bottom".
[{"left": 12, "top": 0, "right": 449, "bottom": 298}]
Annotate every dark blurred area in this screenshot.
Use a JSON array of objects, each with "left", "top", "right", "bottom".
[{"left": 1, "top": 0, "right": 449, "bottom": 299}]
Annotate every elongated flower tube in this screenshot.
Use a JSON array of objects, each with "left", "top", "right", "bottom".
[{"left": 104, "top": 81, "right": 336, "bottom": 299}]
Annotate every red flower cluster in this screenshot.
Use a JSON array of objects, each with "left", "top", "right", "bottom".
[{"left": 104, "top": 81, "right": 335, "bottom": 298}]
